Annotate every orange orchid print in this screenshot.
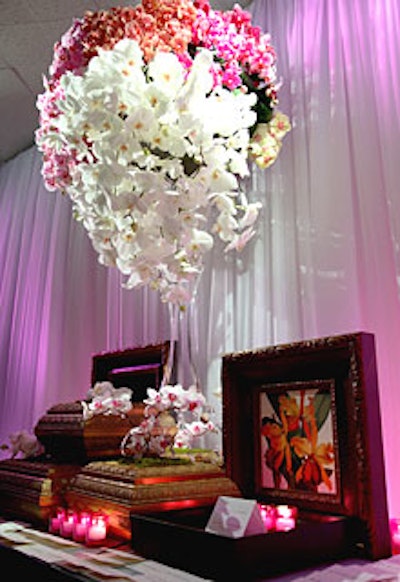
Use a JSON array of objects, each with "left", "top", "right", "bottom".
[
  {"left": 261, "top": 388, "right": 334, "bottom": 492},
  {"left": 261, "top": 392, "right": 302, "bottom": 489},
  {"left": 277, "top": 394, "right": 301, "bottom": 432},
  {"left": 261, "top": 420, "right": 294, "bottom": 488},
  {"left": 290, "top": 396, "right": 335, "bottom": 491}
]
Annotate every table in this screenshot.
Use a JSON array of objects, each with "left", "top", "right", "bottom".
[{"left": 1, "top": 519, "right": 399, "bottom": 581}]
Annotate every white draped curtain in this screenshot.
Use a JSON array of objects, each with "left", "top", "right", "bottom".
[{"left": 1, "top": 0, "right": 400, "bottom": 517}]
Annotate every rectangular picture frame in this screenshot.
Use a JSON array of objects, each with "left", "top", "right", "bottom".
[{"left": 221, "top": 332, "right": 391, "bottom": 560}]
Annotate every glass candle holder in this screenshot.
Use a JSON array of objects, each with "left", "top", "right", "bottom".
[
  {"left": 275, "top": 504, "right": 297, "bottom": 532},
  {"left": 59, "top": 510, "right": 75, "bottom": 538},
  {"left": 258, "top": 504, "right": 277, "bottom": 531},
  {"left": 391, "top": 519, "right": 400, "bottom": 554},
  {"left": 48, "top": 507, "right": 66, "bottom": 535},
  {"left": 85, "top": 513, "right": 108, "bottom": 546},
  {"left": 72, "top": 511, "right": 91, "bottom": 543}
]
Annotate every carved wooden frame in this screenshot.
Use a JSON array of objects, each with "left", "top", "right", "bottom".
[{"left": 221, "top": 332, "right": 391, "bottom": 560}]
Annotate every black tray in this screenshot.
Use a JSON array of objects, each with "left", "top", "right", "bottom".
[{"left": 130, "top": 506, "right": 360, "bottom": 581}]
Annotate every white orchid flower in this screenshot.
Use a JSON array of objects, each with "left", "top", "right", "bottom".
[
  {"left": 8, "top": 430, "right": 44, "bottom": 459},
  {"left": 85, "top": 382, "right": 133, "bottom": 418},
  {"left": 147, "top": 51, "right": 185, "bottom": 98},
  {"left": 239, "top": 202, "right": 263, "bottom": 229},
  {"left": 36, "top": 39, "right": 267, "bottom": 305},
  {"left": 224, "top": 226, "right": 257, "bottom": 253}
]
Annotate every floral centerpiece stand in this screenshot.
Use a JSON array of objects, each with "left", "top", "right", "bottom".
[{"left": 0, "top": 0, "right": 293, "bottom": 541}]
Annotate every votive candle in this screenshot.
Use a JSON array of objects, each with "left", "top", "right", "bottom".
[
  {"left": 60, "top": 510, "right": 75, "bottom": 538},
  {"left": 73, "top": 512, "right": 91, "bottom": 543},
  {"left": 275, "top": 505, "right": 297, "bottom": 532},
  {"left": 48, "top": 507, "right": 65, "bottom": 535},
  {"left": 391, "top": 519, "right": 400, "bottom": 554},
  {"left": 259, "top": 504, "right": 277, "bottom": 531},
  {"left": 85, "top": 513, "right": 107, "bottom": 546}
]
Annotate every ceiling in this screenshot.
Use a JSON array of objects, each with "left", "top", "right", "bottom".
[{"left": 0, "top": 0, "right": 252, "bottom": 167}]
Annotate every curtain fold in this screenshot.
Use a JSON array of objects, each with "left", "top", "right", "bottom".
[{"left": 1, "top": 0, "right": 400, "bottom": 517}]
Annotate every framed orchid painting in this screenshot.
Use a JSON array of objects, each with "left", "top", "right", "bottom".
[{"left": 221, "top": 332, "right": 391, "bottom": 560}]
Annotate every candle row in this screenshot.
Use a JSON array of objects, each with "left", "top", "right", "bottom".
[
  {"left": 258, "top": 504, "right": 298, "bottom": 532},
  {"left": 49, "top": 508, "right": 108, "bottom": 545}
]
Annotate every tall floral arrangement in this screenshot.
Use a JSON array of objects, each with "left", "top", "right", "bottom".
[{"left": 35, "top": 0, "right": 290, "bottom": 305}]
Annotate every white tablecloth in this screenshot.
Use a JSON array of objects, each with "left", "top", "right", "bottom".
[{"left": 266, "top": 555, "right": 400, "bottom": 581}]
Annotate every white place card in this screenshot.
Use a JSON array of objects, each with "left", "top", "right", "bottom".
[{"left": 205, "top": 496, "right": 266, "bottom": 538}]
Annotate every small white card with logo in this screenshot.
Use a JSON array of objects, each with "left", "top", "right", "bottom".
[{"left": 205, "top": 496, "right": 266, "bottom": 538}]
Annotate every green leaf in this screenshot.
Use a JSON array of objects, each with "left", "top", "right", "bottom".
[
  {"left": 264, "top": 392, "right": 282, "bottom": 418},
  {"left": 313, "top": 392, "right": 332, "bottom": 430}
]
